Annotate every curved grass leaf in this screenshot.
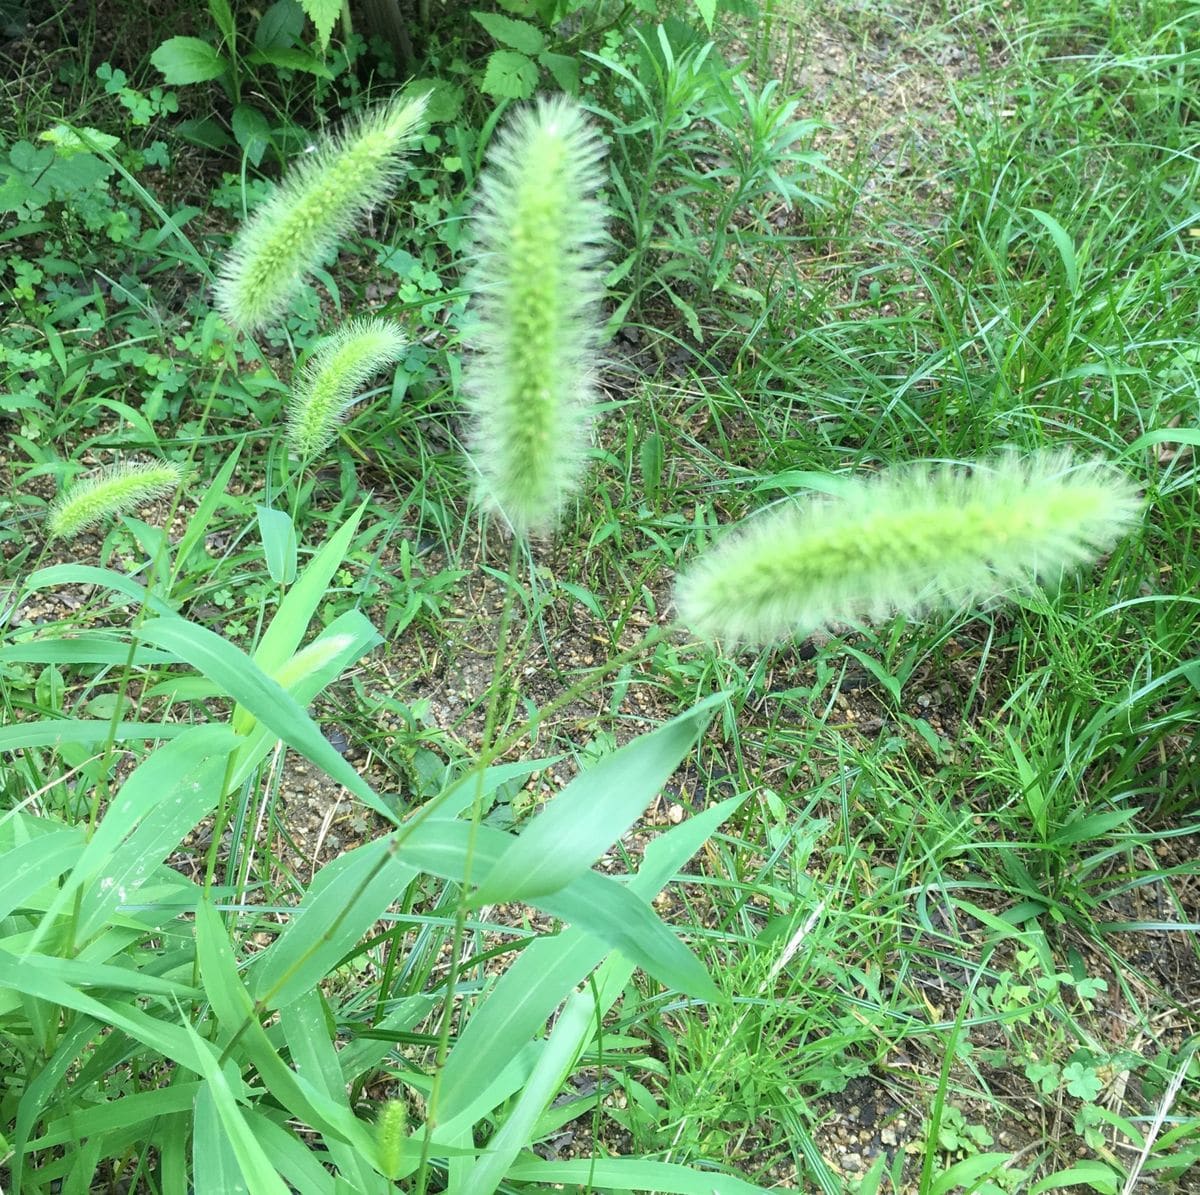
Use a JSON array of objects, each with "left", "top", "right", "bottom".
[
  {"left": 249, "top": 836, "right": 416, "bottom": 1009},
  {"left": 504, "top": 1156, "right": 772, "bottom": 1193},
  {"left": 133, "top": 615, "right": 396, "bottom": 824},
  {"left": 0, "top": 829, "right": 82, "bottom": 920},
  {"left": 472, "top": 693, "right": 724, "bottom": 904},
  {"left": 460, "top": 989, "right": 595, "bottom": 1195},
  {"left": 398, "top": 817, "right": 719, "bottom": 1001},
  {"left": 194, "top": 901, "right": 382, "bottom": 1162},
  {"left": 0, "top": 719, "right": 189, "bottom": 751},
  {"left": 437, "top": 794, "right": 743, "bottom": 1122}
]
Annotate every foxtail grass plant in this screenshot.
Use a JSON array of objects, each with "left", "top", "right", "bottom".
[
  {"left": 462, "top": 96, "right": 609, "bottom": 537},
  {"left": 286, "top": 317, "right": 408, "bottom": 459},
  {"left": 214, "top": 93, "right": 427, "bottom": 332},
  {"left": 675, "top": 451, "right": 1143, "bottom": 645},
  {"left": 46, "top": 459, "right": 184, "bottom": 541}
]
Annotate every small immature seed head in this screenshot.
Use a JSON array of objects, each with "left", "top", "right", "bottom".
[
  {"left": 675, "top": 450, "right": 1143, "bottom": 645},
  {"left": 462, "top": 95, "right": 608, "bottom": 537},
  {"left": 46, "top": 459, "right": 185, "bottom": 541},
  {"left": 374, "top": 1098, "right": 408, "bottom": 1180},
  {"left": 215, "top": 92, "right": 428, "bottom": 333},
  {"left": 285, "top": 317, "right": 407, "bottom": 459}
]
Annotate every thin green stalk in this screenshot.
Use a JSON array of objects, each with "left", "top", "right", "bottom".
[{"left": 414, "top": 533, "right": 522, "bottom": 1195}]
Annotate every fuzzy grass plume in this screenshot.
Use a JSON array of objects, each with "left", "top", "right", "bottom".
[
  {"left": 463, "top": 95, "right": 608, "bottom": 537},
  {"left": 286, "top": 317, "right": 407, "bottom": 458},
  {"left": 215, "top": 93, "right": 427, "bottom": 332},
  {"left": 675, "top": 451, "right": 1143, "bottom": 645},
  {"left": 47, "top": 459, "right": 184, "bottom": 541}
]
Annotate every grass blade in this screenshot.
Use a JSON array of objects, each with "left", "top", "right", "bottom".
[{"left": 471, "top": 694, "right": 722, "bottom": 904}]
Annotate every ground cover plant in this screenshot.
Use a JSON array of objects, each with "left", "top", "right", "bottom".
[{"left": 1, "top": 0, "right": 1199, "bottom": 1191}]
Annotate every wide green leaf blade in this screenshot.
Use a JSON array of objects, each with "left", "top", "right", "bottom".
[
  {"left": 193, "top": 1072, "right": 293, "bottom": 1195},
  {"left": 0, "top": 637, "right": 174, "bottom": 665},
  {"left": 505, "top": 1156, "right": 771, "bottom": 1193},
  {"left": 195, "top": 901, "right": 380, "bottom": 1157},
  {"left": 0, "top": 955, "right": 210, "bottom": 1073},
  {"left": 0, "top": 719, "right": 188, "bottom": 750},
  {"left": 279, "top": 991, "right": 389, "bottom": 1191},
  {"left": 29, "top": 1083, "right": 201, "bottom": 1150},
  {"left": 252, "top": 501, "right": 366, "bottom": 676},
  {"left": 459, "top": 990, "right": 595, "bottom": 1195},
  {"left": 193, "top": 1082, "right": 248, "bottom": 1194},
  {"left": 250, "top": 836, "right": 415, "bottom": 1009},
  {"left": 133, "top": 615, "right": 396, "bottom": 824},
  {"left": 0, "top": 829, "right": 82, "bottom": 920},
  {"left": 398, "top": 818, "right": 719, "bottom": 1001},
  {"left": 62, "top": 725, "right": 239, "bottom": 939},
  {"left": 22, "top": 563, "right": 177, "bottom": 617},
  {"left": 151, "top": 36, "right": 229, "bottom": 84},
  {"left": 227, "top": 610, "right": 381, "bottom": 789},
  {"left": 256, "top": 504, "right": 298, "bottom": 586},
  {"left": 170, "top": 436, "right": 244, "bottom": 588},
  {"left": 242, "top": 1107, "right": 339, "bottom": 1195},
  {"left": 437, "top": 795, "right": 742, "bottom": 1121},
  {"left": 472, "top": 695, "right": 722, "bottom": 904},
  {"left": 76, "top": 724, "right": 238, "bottom": 869}
]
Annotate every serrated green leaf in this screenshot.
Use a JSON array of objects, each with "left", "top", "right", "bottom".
[
  {"left": 480, "top": 50, "right": 538, "bottom": 99},
  {"left": 473, "top": 11, "right": 544, "bottom": 54},
  {"left": 299, "top": 0, "right": 341, "bottom": 49},
  {"left": 538, "top": 50, "right": 579, "bottom": 92},
  {"left": 38, "top": 124, "right": 120, "bottom": 158},
  {"left": 255, "top": 0, "right": 306, "bottom": 49},
  {"left": 150, "top": 36, "right": 229, "bottom": 84}
]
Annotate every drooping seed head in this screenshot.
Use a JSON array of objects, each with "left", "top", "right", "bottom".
[
  {"left": 285, "top": 317, "right": 407, "bottom": 459},
  {"left": 215, "top": 92, "right": 428, "bottom": 333},
  {"left": 462, "top": 96, "right": 609, "bottom": 537},
  {"left": 47, "top": 459, "right": 185, "bottom": 541},
  {"left": 675, "top": 450, "right": 1144, "bottom": 645}
]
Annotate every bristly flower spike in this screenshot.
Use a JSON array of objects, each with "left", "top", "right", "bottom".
[
  {"left": 675, "top": 450, "right": 1143, "bottom": 645},
  {"left": 47, "top": 459, "right": 185, "bottom": 541},
  {"left": 215, "top": 92, "right": 428, "bottom": 333},
  {"left": 285, "top": 317, "right": 407, "bottom": 459},
  {"left": 463, "top": 95, "right": 608, "bottom": 537}
]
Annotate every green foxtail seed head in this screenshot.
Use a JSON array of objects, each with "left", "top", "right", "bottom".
[
  {"left": 374, "top": 1099, "right": 407, "bottom": 1180},
  {"left": 285, "top": 317, "right": 407, "bottom": 458},
  {"left": 47, "top": 459, "right": 184, "bottom": 541},
  {"left": 215, "top": 92, "right": 427, "bottom": 332},
  {"left": 462, "top": 95, "right": 608, "bottom": 537},
  {"left": 675, "top": 450, "right": 1143, "bottom": 645}
]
